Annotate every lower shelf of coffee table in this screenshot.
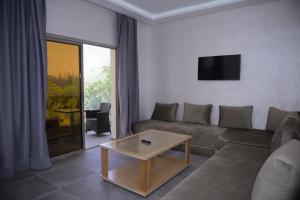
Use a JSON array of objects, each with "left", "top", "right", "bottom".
[{"left": 102, "top": 155, "right": 190, "bottom": 196}]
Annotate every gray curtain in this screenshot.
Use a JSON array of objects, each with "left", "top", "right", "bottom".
[
  {"left": 117, "top": 14, "right": 139, "bottom": 138},
  {"left": 0, "top": 0, "right": 51, "bottom": 178}
]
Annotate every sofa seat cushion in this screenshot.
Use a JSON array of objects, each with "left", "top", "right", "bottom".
[
  {"left": 218, "top": 128, "right": 273, "bottom": 149},
  {"left": 161, "top": 143, "right": 270, "bottom": 200},
  {"left": 132, "top": 120, "right": 225, "bottom": 156}
]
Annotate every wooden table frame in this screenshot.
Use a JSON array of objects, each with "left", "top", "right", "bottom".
[{"left": 100, "top": 137, "right": 191, "bottom": 196}]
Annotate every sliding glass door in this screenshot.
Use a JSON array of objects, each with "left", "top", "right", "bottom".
[
  {"left": 83, "top": 44, "right": 116, "bottom": 149},
  {"left": 46, "top": 41, "right": 83, "bottom": 157}
]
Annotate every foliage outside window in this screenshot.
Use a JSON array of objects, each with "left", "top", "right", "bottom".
[{"left": 84, "top": 65, "right": 111, "bottom": 110}]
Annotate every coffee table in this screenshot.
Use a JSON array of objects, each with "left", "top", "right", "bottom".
[{"left": 100, "top": 129, "right": 192, "bottom": 196}]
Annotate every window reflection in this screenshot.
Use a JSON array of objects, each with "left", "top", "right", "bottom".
[{"left": 46, "top": 41, "right": 82, "bottom": 157}]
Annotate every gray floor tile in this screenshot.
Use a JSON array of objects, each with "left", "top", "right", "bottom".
[
  {"left": 38, "top": 165, "right": 96, "bottom": 188},
  {"left": 63, "top": 174, "right": 122, "bottom": 200},
  {"left": 36, "top": 190, "right": 79, "bottom": 200},
  {"left": 76, "top": 150, "right": 134, "bottom": 173},
  {"left": 85, "top": 131, "right": 110, "bottom": 149},
  {"left": 108, "top": 187, "right": 161, "bottom": 200},
  {"left": 153, "top": 176, "right": 183, "bottom": 197},
  {"left": 107, "top": 188, "right": 142, "bottom": 200},
  {"left": 144, "top": 193, "right": 161, "bottom": 200},
  {"left": 0, "top": 170, "right": 34, "bottom": 188},
  {"left": 78, "top": 157, "right": 101, "bottom": 173},
  {"left": 32, "top": 154, "right": 83, "bottom": 176},
  {"left": 0, "top": 177, "right": 56, "bottom": 200}
]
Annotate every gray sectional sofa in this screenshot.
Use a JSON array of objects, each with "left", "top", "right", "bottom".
[
  {"left": 132, "top": 104, "right": 300, "bottom": 200},
  {"left": 133, "top": 119, "right": 273, "bottom": 156}
]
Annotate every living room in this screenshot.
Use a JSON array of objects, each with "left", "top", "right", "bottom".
[{"left": 1, "top": 0, "right": 300, "bottom": 200}]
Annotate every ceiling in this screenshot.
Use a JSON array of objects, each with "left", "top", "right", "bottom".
[{"left": 88, "top": 0, "right": 276, "bottom": 24}]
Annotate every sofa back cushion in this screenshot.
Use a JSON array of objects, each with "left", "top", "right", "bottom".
[
  {"left": 271, "top": 113, "right": 300, "bottom": 152},
  {"left": 266, "top": 107, "right": 294, "bottom": 132},
  {"left": 183, "top": 103, "right": 212, "bottom": 125},
  {"left": 252, "top": 139, "right": 300, "bottom": 200},
  {"left": 218, "top": 105, "right": 253, "bottom": 129},
  {"left": 151, "top": 103, "right": 178, "bottom": 122}
]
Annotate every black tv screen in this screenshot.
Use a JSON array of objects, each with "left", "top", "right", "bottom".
[{"left": 198, "top": 54, "right": 241, "bottom": 80}]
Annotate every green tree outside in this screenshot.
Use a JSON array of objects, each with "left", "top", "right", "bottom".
[{"left": 84, "top": 65, "right": 111, "bottom": 110}]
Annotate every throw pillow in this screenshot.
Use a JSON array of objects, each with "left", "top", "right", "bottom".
[
  {"left": 271, "top": 113, "right": 300, "bottom": 152},
  {"left": 218, "top": 105, "right": 253, "bottom": 129},
  {"left": 266, "top": 107, "right": 291, "bottom": 132},
  {"left": 151, "top": 103, "right": 178, "bottom": 122},
  {"left": 183, "top": 103, "right": 212, "bottom": 125}
]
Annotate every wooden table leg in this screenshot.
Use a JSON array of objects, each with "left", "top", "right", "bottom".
[
  {"left": 101, "top": 147, "right": 108, "bottom": 179},
  {"left": 184, "top": 140, "right": 191, "bottom": 165},
  {"left": 140, "top": 159, "right": 151, "bottom": 193}
]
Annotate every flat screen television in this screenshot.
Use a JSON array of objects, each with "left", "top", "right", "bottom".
[{"left": 198, "top": 54, "right": 241, "bottom": 80}]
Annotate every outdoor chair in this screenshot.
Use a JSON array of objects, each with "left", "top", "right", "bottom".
[{"left": 85, "top": 102, "right": 111, "bottom": 135}]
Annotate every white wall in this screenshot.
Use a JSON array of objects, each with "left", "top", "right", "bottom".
[
  {"left": 46, "top": 0, "right": 117, "bottom": 46},
  {"left": 138, "top": 22, "right": 157, "bottom": 119},
  {"left": 138, "top": 0, "right": 300, "bottom": 129}
]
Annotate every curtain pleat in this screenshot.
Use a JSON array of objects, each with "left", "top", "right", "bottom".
[{"left": 0, "top": 0, "right": 51, "bottom": 178}]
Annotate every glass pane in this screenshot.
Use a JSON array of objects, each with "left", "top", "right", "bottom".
[{"left": 46, "top": 41, "right": 82, "bottom": 157}]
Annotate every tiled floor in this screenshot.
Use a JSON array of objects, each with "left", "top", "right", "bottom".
[
  {"left": 0, "top": 147, "right": 208, "bottom": 200},
  {"left": 85, "top": 131, "right": 111, "bottom": 149}
]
